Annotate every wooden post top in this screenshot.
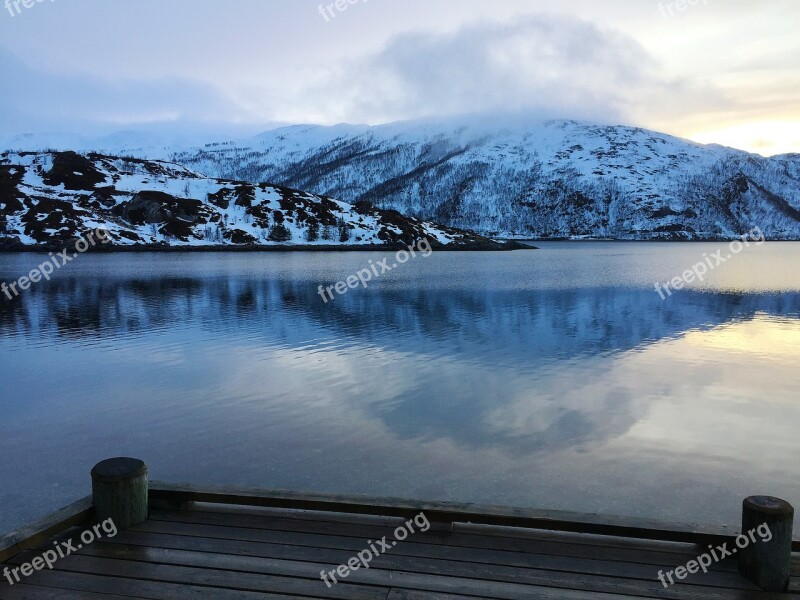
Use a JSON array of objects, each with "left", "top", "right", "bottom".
[
  {"left": 743, "top": 496, "right": 795, "bottom": 516},
  {"left": 91, "top": 458, "right": 147, "bottom": 482}
]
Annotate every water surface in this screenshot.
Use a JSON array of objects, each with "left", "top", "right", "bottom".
[{"left": 1, "top": 242, "right": 799, "bottom": 533}]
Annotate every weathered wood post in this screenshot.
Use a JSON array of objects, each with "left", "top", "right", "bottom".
[
  {"left": 91, "top": 458, "right": 148, "bottom": 529},
  {"left": 738, "top": 496, "right": 794, "bottom": 592}
]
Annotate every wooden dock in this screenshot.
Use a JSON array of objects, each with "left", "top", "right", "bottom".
[{"left": 2, "top": 479, "right": 799, "bottom": 599}]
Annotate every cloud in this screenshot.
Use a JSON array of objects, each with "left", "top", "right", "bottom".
[
  {"left": 0, "top": 46, "right": 257, "bottom": 136},
  {"left": 0, "top": 13, "right": 728, "bottom": 138},
  {"left": 292, "top": 14, "right": 711, "bottom": 126}
]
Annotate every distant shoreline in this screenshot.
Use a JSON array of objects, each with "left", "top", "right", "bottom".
[
  {"left": 506, "top": 238, "right": 800, "bottom": 243},
  {"left": 0, "top": 241, "right": 534, "bottom": 253}
]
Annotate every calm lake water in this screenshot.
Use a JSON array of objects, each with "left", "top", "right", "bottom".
[{"left": 1, "top": 242, "right": 800, "bottom": 534}]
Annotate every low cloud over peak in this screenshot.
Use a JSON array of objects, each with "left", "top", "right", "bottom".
[{"left": 282, "top": 15, "right": 711, "bottom": 128}]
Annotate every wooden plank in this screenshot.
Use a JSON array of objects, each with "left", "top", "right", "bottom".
[
  {"left": 6, "top": 553, "right": 387, "bottom": 600},
  {"left": 152, "top": 482, "right": 791, "bottom": 550},
  {"left": 0, "top": 584, "right": 134, "bottom": 599},
  {"left": 388, "top": 591, "right": 490, "bottom": 600},
  {"left": 0, "top": 569, "right": 314, "bottom": 600},
  {"left": 79, "top": 537, "right": 758, "bottom": 593},
  {"left": 163, "top": 504, "right": 800, "bottom": 578},
  {"left": 454, "top": 522, "right": 704, "bottom": 555},
  {"left": 185, "top": 504, "right": 707, "bottom": 558},
  {"left": 98, "top": 523, "right": 752, "bottom": 590},
  {"left": 0, "top": 497, "right": 93, "bottom": 563},
  {"left": 151, "top": 506, "right": 698, "bottom": 553},
  {"left": 385, "top": 588, "right": 646, "bottom": 600},
  {"left": 6, "top": 549, "right": 640, "bottom": 600},
  {"left": 166, "top": 504, "right": 751, "bottom": 574},
  {"left": 386, "top": 569, "right": 791, "bottom": 600},
  {"left": 141, "top": 510, "right": 737, "bottom": 573},
  {"left": 191, "top": 502, "right": 411, "bottom": 528}
]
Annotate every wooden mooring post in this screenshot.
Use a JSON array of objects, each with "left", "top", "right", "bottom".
[
  {"left": 738, "top": 495, "right": 794, "bottom": 592},
  {"left": 91, "top": 457, "right": 149, "bottom": 529}
]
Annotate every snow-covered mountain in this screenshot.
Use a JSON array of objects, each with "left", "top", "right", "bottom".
[
  {"left": 0, "top": 151, "right": 509, "bottom": 249},
  {"left": 155, "top": 116, "right": 800, "bottom": 240}
]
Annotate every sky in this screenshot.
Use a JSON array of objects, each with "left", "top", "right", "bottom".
[{"left": 0, "top": 0, "right": 798, "bottom": 155}]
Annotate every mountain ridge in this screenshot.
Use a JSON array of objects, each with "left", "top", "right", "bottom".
[
  {"left": 4, "top": 116, "right": 800, "bottom": 240},
  {"left": 156, "top": 117, "right": 800, "bottom": 240},
  {"left": 0, "top": 150, "right": 513, "bottom": 250}
]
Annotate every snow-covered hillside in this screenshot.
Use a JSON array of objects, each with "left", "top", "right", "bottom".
[
  {"left": 160, "top": 116, "right": 800, "bottom": 240},
  {"left": 0, "top": 151, "right": 508, "bottom": 249}
]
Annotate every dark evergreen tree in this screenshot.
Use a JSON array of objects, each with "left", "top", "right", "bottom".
[
  {"left": 306, "top": 221, "right": 319, "bottom": 242},
  {"left": 337, "top": 219, "right": 350, "bottom": 243},
  {"left": 268, "top": 223, "right": 292, "bottom": 242}
]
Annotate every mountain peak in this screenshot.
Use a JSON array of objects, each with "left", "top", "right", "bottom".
[{"left": 162, "top": 118, "right": 800, "bottom": 240}]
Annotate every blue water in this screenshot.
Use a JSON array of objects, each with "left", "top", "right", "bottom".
[{"left": 1, "top": 242, "right": 800, "bottom": 533}]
